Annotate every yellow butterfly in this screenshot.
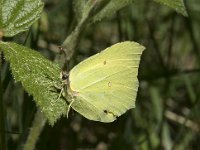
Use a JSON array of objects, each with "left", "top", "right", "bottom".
[{"left": 63, "top": 41, "right": 145, "bottom": 122}]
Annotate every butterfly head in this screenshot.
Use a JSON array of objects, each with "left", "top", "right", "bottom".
[{"left": 60, "top": 71, "right": 69, "bottom": 85}]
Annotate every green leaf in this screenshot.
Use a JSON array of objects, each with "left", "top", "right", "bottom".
[
  {"left": 73, "top": 0, "right": 111, "bottom": 23},
  {"left": 0, "top": 0, "right": 44, "bottom": 37},
  {"left": 154, "top": 0, "right": 188, "bottom": 16},
  {"left": 91, "top": 0, "right": 134, "bottom": 23},
  {"left": 0, "top": 42, "right": 68, "bottom": 125},
  {"left": 73, "top": 0, "right": 134, "bottom": 23}
]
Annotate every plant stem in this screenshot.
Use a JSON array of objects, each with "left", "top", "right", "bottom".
[
  {"left": 23, "top": 110, "right": 46, "bottom": 150},
  {"left": 0, "top": 34, "right": 6, "bottom": 150},
  {"left": 61, "top": 18, "right": 86, "bottom": 62},
  {"left": 60, "top": 0, "right": 111, "bottom": 70},
  {"left": 0, "top": 77, "right": 6, "bottom": 149}
]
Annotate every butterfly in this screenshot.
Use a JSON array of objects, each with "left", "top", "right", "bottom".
[{"left": 61, "top": 41, "right": 145, "bottom": 122}]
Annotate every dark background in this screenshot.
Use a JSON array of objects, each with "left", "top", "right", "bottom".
[{"left": 1, "top": 0, "right": 200, "bottom": 149}]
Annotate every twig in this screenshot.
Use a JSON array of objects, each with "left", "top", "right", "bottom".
[
  {"left": 171, "top": 91, "right": 200, "bottom": 149},
  {"left": 165, "top": 110, "right": 200, "bottom": 133}
]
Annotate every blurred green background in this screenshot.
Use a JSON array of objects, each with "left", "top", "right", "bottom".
[{"left": 1, "top": 0, "right": 200, "bottom": 149}]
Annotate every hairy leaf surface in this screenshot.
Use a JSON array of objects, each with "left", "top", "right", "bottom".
[
  {"left": 0, "top": 42, "right": 67, "bottom": 125},
  {"left": 0, "top": 0, "right": 44, "bottom": 37}
]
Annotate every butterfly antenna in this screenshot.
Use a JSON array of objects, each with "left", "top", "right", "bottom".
[{"left": 67, "top": 99, "right": 75, "bottom": 118}]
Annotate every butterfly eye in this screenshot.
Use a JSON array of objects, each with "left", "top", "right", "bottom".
[
  {"left": 62, "top": 73, "right": 69, "bottom": 80},
  {"left": 60, "top": 71, "right": 69, "bottom": 81}
]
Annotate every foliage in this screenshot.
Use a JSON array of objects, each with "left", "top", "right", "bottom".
[
  {"left": 1, "top": 0, "right": 200, "bottom": 149},
  {"left": 154, "top": 0, "right": 188, "bottom": 16},
  {"left": 0, "top": 42, "right": 67, "bottom": 125},
  {"left": 0, "top": 0, "right": 44, "bottom": 37}
]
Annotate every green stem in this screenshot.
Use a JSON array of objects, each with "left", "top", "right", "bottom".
[
  {"left": 23, "top": 110, "right": 46, "bottom": 150},
  {"left": 0, "top": 37, "right": 6, "bottom": 149},
  {"left": 60, "top": 0, "right": 111, "bottom": 70},
  {"left": 61, "top": 18, "right": 86, "bottom": 62},
  {"left": 0, "top": 50, "right": 6, "bottom": 150},
  {"left": 0, "top": 25, "right": 6, "bottom": 150}
]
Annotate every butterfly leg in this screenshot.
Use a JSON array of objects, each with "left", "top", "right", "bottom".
[
  {"left": 55, "top": 87, "right": 64, "bottom": 102},
  {"left": 67, "top": 98, "right": 75, "bottom": 118}
]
